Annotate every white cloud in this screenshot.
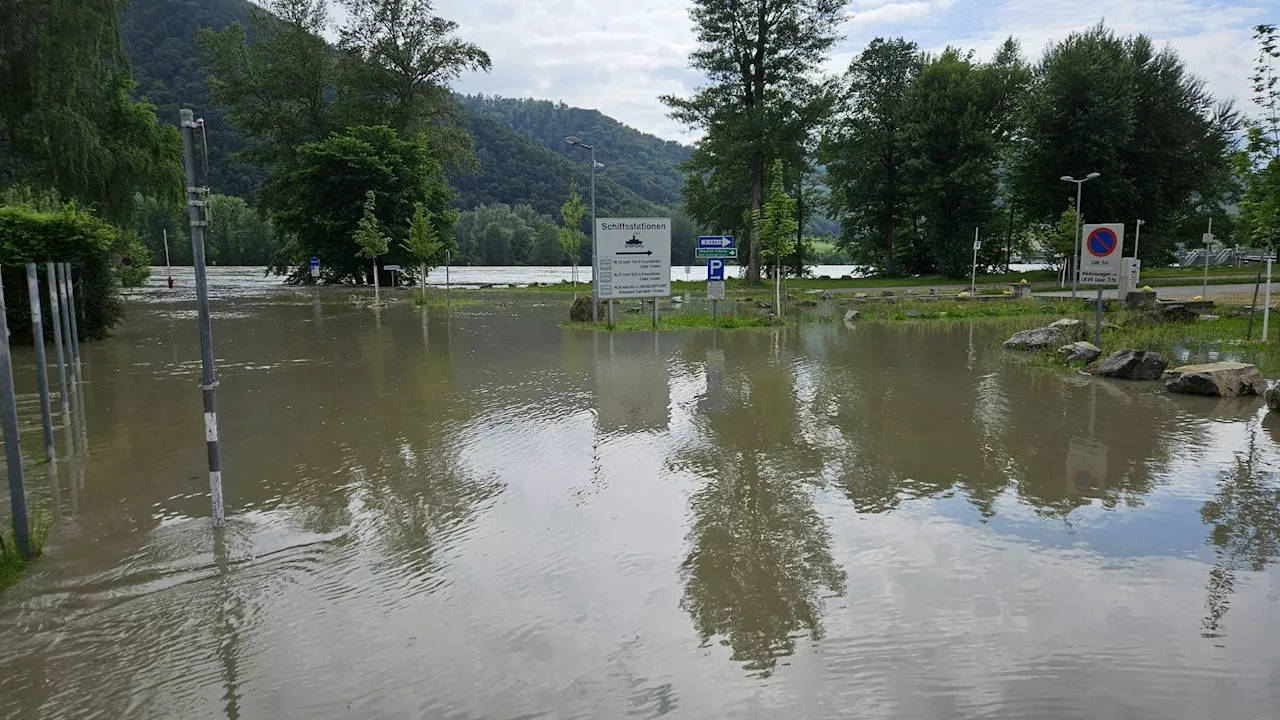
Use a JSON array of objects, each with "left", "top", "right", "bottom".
[{"left": 431, "top": 0, "right": 1270, "bottom": 141}]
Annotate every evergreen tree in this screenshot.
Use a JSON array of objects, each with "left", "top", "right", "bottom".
[{"left": 662, "top": 0, "right": 844, "bottom": 285}]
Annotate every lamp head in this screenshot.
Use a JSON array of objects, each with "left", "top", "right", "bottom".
[
  {"left": 565, "top": 136, "right": 583, "bottom": 146},
  {"left": 1086, "top": 172, "right": 1101, "bottom": 180}
]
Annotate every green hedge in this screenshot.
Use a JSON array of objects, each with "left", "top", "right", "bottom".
[{"left": 0, "top": 205, "right": 146, "bottom": 344}]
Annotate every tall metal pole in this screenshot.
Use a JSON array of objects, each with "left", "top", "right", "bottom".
[
  {"left": 164, "top": 228, "right": 172, "bottom": 288},
  {"left": 1202, "top": 216, "right": 1212, "bottom": 300},
  {"left": 1264, "top": 253, "right": 1273, "bottom": 342},
  {"left": 445, "top": 249, "right": 451, "bottom": 313},
  {"left": 26, "top": 264, "right": 54, "bottom": 461},
  {"left": 181, "top": 108, "right": 226, "bottom": 527},
  {"left": 1072, "top": 181, "right": 1083, "bottom": 299},
  {"left": 590, "top": 146, "right": 598, "bottom": 323},
  {"left": 64, "top": 263, "right": 82, "bottom": 369},
  {"left": 54, "top": 264, "right": 76, "bottom": 394},
  {"left": 971, "top": 227, "right": 979, "bottom": 293},
  {"left": 0, "top": 272, "right": 31, "bottom": 558},
  {"left": 46, "top": 263, "right": 69, "bottom": 415}
]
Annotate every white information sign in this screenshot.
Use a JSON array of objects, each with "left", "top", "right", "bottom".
[
  {"left": 707, "top": 279, "right": 725, "bottom": 300},
  {"left": 1079, "top": 223, "right": 1125, "bottom": 285},
  {"left": 596, "top": 218, "right": 671, "bottom": 299}
]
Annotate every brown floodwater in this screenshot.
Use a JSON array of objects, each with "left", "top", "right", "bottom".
[{"left": 1, "top": 269, "right": 1278, "bottom": 719}]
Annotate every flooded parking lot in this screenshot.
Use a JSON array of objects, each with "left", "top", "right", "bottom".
[{"left": 1, "top": 271, "right": 1277, "bottom": 719}]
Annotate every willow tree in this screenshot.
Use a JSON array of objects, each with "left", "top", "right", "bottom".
[{"left": 662, "top": 0, "right": 845, "bottom": 285}]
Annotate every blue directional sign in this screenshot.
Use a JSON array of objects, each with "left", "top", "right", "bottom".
[
  {"left": 698, "top": 235, "right": 735, "bottom": 248},
  {"left": 309, "top": 256, "right": 320, "bottom": 268},
  {"left": 707, "top": 258, "right": 726, "bottom": 281}
]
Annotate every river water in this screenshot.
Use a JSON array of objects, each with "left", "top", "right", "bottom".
[{"left": 1, "top": 270, "right": 1278, "bottom": 719}]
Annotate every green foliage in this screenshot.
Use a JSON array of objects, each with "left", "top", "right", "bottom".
[
  {"left": 206, "top": 194, "right": 278, "bottom": 265},
  {"left": 559, "top": 181, "right": 587, "bottom": 269},
  {"left": 1011, "top": 24, "right": 1239, "bottom": 264},
  {"left": 270, "top": 125, "right": 452, "bottom": 282},
  {"left": 754, "top": 160, "right": 798, "bottom": 268},
  {"left": 1, "top": 506, "right": 51, "bottom": 591},
  {"left": 0, "top": 0, "right": 183, "bottom": 224},
  {"left": 354, "top": 190, "right": 389, "bottom": 260},
  {"left": 403, "top": 202, "right": 445, "bottom": 271},
  {"left": 662, "top": 0, "right": 843, "bottom": 284},
  {"left": 0, "top": 204, "right": 138, "bottom": 342},
  {"left": 452, "top": 203, "right": 561, "bottom": 267},
  {"left": 1239, "top": 25, "right": 1280, "bottom": 249},
  {"left": 1032, "top": 206, "right": 1080, "bottom": 271}
]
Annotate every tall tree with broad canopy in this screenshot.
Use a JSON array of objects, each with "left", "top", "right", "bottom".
[{"left": 662, "top": 0, "right": 845, "bottom": 285}]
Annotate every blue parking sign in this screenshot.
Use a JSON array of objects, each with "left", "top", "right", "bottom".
[{"left": 707, "top": 258, "right": 726, "bottom": 281}]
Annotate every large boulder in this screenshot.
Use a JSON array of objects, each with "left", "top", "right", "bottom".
[
  {"left": 1048, "top": 318, "right": 1087, "bottom": 339},
  {"left": 1158, "top": 304, "right": 1200, "bottom": 322},
  {"left": 1163, "top": 362, "right": 1267, "bottom": 397},
  {"left": 844, "top": 309, "right": 860, "bottom": 322},
  {"left": 1266, "top": 384, "right": 1280, "bottom": 412},
  {"left": 569, "top": 295, "right": 606, "bottom": 322},
  {"left": 1085, "top": 350, "right": 1169, "bottom": 380},
  {"left": 1057, "top": 341, "right": 1102, "bottom": 364},
  {"left": 1002, "top": 325, "right": 1070, "bottom": 351}
]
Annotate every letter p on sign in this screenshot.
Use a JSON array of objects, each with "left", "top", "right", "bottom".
[{"left": 707, "top": 259, "right": 725, "bottom": 281}]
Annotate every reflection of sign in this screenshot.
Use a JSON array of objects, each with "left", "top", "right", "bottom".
[
  {"left": 701, "top": 348, "right": 728, "bottom": 414},
  {"left": 707, "top": 258, "right": 726, "bottom": 281},
  {"left": 1066, "top": 440, "right": 1108, "bottom": 497},
  {"left": 696, "top": 248, "right": 738, "bottom": 259},
  {"left": 1079, "top": 223, "right": 1124, "bottom": 284},
  {"left": 596, "top": 340, "right": 670, "bottom": 432},
  {"left": 707, "top": 280, "right": 725, "bottom": 300},
  {"left": 698, "top": 235, "right": 735, "bottom": 248},
  {"left": 597, "top": 218, "right": 671, "bottom": 299}
]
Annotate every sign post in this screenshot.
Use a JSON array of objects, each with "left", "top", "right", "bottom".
[
  {"left": 701, "top": 236, "right": 733, "bottom": 325},
  {"left": 971, "top": 228, "right": 980, "bottom": 294},
  {"left": 1202, "top": 219, "right": 1214, "bottom": 300},
  {"left": 309, "top": 256, "right": 320, "bottom": 281},
  {"left": 597, "top": 218, "right": 672, "bottom": 329},
  {"left": 1080, "top": 223, "right": 1124, "bottom": 346}
]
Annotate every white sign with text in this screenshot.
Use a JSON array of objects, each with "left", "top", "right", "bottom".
[{"left": 596, "top": 218, "right": 671, "bottom": 299}]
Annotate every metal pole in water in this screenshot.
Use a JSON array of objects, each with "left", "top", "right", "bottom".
[
  {"left": 164, "top": 228, "right": 173, "bottom": 289},
  {"left": 25, "top": 264, "right": 54, "bottom": 461},
  {"left": 445, "top": 249, "right": 451, "bottom": 313},
  {"left": 55, "top": 264, "right": 77, "bottom": 395},
  {"left": 0, "top": 272, "right": 31, "bottom": 558},
  {"left": 47, "top": 263, "right": 69, "bottom": 415},
  {"left": 64, "top": 263, "right": 82, "bottom": 370},
  {"left": 181, "top": 108, "right": 226, "bottom": 527}
]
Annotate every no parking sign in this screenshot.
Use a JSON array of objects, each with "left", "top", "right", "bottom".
[{"left": 1079, "top": 223, "right": 1124, "bottom": 284}]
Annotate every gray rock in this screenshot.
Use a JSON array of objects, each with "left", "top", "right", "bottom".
[
  {"left": 929, "top": 287, "right": 939, "bottom": 296},
  {"left": 1057, "top": 341, "right": 1102, "bottom": 364},
  {"left": 1158, "top": 304, "right": 1199, "bottom": 322},
  {"left": 1085, "top": 349, "right": 1169, "bottom": 380},
  {"left": 670, "top": 295, "right": 684, "bottom": 304},
  {"left": 755, "top": 300, "right": 772, "bottom": 309},
  {"left": 797, "top": 299, "right": 819, "bottom": 308},
  {"left": 1198, "top": 314, "right": 1219, "bottom": 321},
  {"left": 569, "top": 295, "right": 607, "bottom": 322},
  {"left": 1266, "top": 384, "right": 1280, "bottom": 411},
  {"left": 821, "top": 291, "right": 834, "bottom": 300},
  {"left": 1002, "top": 325, "right": 1070, "bottom": 351},
  {"left": 881, "top": 290, "right": 895, "bottom": 297},
  {"left": 1163, "top": 362, "right": 1267, "bottom": 397},
  {"left": 905, "top": 309, "right": 923, "bottom": 318},
  {"left": 764, "top": 312, "right": 783, "bottom": 325},
  {"left": 844, "top": 309, "right": 860, "bottom": 322},
  {"left": 1048, "top": 318, "right": 1087, "bottom": 339}
]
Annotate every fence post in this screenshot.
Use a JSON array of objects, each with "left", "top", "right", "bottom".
[
  {"left": 46, "top": 263, "right": 70, "bottom": 416},
  {"left": 55, "top": 264, "right": 76, "bottom": 395},
  {"left": 26, "top": 264, "right": 55, "bottom": 461},
  {"left": 0, "top": 271, "right": 31, "bottom": 558},
  {"left": 64, "top": 263, "right": 82, "bottom": 370}
]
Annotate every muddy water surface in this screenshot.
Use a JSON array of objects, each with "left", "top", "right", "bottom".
[{"left": 1, "top": 271, "right": 1278, "bottom": 719}]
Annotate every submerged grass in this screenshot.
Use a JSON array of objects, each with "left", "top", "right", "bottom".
[
  {"left": 569, "top": 310, "right": 784, "bottom": 332},
  {"left": 1098, "top": 311, "right": 1280, "bottom": 375},
  {"left": 1, "top": 508, "right": 51, "bottom": 591}
]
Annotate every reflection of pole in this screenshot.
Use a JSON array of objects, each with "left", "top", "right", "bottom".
[
  {"left": 26, "top": 264, "right": 55, "bottom": 461},
  {"left": 181, "top": 108, "right": 226, "bottom": 527},
  {"left": 0, "top": 272, "right": 31, "bottom": 558},
  {"left": 47, "top": 263, "right": 69, "bottom": 415}
]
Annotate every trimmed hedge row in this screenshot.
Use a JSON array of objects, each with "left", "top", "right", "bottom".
[{"left": 0, "top": 205, "right": 147, "bottom": 344}]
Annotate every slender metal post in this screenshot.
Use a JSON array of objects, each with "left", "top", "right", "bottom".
[
  {"left": 64, "top": 263, "right": 82, "bottom": 369},
  {"left": 0, "top": 272, "right": 31, "bottom": 558},
  {"left": 54, "top": 264, "right": 76, "bottom": 394},
  {"left": 590, "top": 146, "right": 598, "bottom": 323},
  {"left": 164, "top": 228, "right": 172, "bottom": 288},
  {"left": 1202, "top": 217, "right": 1212, "bottom": 300},
  {"left": 652, "top": 298, "right": 658, "bottom": 329},
  {"left": 25, "top": 264, "right": 54, "bottom": 461},
  {"left": 1072, "top": 181, "right": 1082, "bottom": 299},
  {"left": 1094, "top": 286, "right": 1104, "bottom": 346},
  {"left": 445, "top": 249, "right": 451, "bottom": 312},
  {"left": 1264, "top": 254, "right": 1273, "bottom": 342},
  {"left": 712, "top": 299, "right": 718, "bottom": 324},
  {"left": 46, "top": 263, "right": 69, "bottom": 415},
  {"left": 971, "top": 227, "right": 979, "bottom": 293},
  {"left": 181, "top": 108, "right": 225, "bottom": 527}
]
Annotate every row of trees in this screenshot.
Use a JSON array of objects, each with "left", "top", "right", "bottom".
[{"left": 665, "top": 0, "right": 1272, "bottom": 281}]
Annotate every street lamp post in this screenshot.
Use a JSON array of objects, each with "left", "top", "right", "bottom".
[
  {"left": 1060, "top": 172, "right": 1101, "bottom": 299},
  {"left": 566, "top": 137, "right": 600, "bottom": 322}
]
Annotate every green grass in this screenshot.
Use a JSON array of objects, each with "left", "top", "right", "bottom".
[
  {"left": 1, "top": 508, "right": 51, "bottom": 591},
  {"left": 567, "top": 310, "right": 784, "bottom": 332},
  {"left": 1096, "top": 311, "right": 1280, "bottom": 375},
  {"left": 410, "top": 290, "right": 477, "bottom": 307}
]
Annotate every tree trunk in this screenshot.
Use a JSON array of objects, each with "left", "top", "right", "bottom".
[{"left": 749, "top": 161, "right": 764, "bottom": 285}]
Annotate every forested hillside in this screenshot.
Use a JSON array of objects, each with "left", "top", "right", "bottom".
[{"left": 119, "top": 0, "right": 686, "bottom": 217}]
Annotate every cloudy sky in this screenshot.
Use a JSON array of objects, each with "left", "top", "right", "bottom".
[{"left": 426, "top": 0, "right": 1273, "bottom": 142}]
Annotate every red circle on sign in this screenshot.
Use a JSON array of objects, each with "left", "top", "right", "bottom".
[{"left": 1087, "top": 228, "right": 1118, "bottom": 257}]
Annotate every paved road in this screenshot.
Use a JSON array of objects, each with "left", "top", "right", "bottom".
[{"left": 1034, "top": 282, "right": 1273, "bottom": 301}]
